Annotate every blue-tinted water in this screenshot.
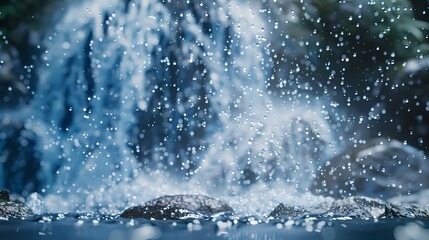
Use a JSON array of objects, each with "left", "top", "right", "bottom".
[
  {"left": 1, "top": 0, "right": 340, "bottom": 214},
  {"left": 1, "top": 0, "right": 429, "bottom": 239},
  {"left": 2, "top": 214, "right": 429, "bottom": 240}
]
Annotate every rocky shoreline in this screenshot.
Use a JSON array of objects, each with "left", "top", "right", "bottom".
[
  {"left": 2, "top": 191, "right": 428, "bottom": 222},
  {"left": 0, "top": 190, "right": 33, "bottom": 218},
  {"left": 119, "top": 194, "right": 429, "bottom": 221}
]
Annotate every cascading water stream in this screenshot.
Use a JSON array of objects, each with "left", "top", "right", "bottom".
[
  {"left": 3, "top": 0, "right": 340, "bottom": 214},
  {"left": 3, "top": 2, "right": 429, "bottom": 240}
]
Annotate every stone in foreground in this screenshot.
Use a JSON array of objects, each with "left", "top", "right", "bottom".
[
  {"left": 268, "top": 203, "right": 310, "bottom": 218},
  {"left": 120, "top": 195, "right": 234, "bottom": 220},
  {"left": 383, "top": 203, "right": 429, "bottom": 218},
  {"left": 0, "top": 190, "right": 33, "bottom": 218},
  {"left": 325, "top": 196, "right": 386, "bottom": 218},
  {"left": 270, "top": 196, "right": 429, "bottom": 220}
]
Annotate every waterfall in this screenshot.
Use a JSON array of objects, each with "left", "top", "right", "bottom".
[{"left": 1, "top": 0, "right": 337, "bottom": 212}]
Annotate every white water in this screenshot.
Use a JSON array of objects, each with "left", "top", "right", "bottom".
[{"left": 4, "top": 0, "right": 348, "bottom": 215}]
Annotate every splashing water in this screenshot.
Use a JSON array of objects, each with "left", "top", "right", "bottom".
[{"left": 5, "top": 0, "right": 409, "bottom": 216}]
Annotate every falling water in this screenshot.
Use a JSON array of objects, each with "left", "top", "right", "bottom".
[
  {"left": 3, "top": 0, "right": 427, "bottom": 218},
  {"left": 0, "top": 0, "right": 328, "bottom": 213}
]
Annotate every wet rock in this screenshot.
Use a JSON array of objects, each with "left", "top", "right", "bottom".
[
  {"left": 326, "top": 204, "right": 370, "bottom": 218},
  {"left": 0, "top": 190, "right": 33, "bottom": 218},
  {"left": 0, "top": 190, "right": 10, "bottom": 201},
  {"left": 120, "top": 195, "right": 234, "bottom": 220},
  {"left": 328, "top": 196, "right": 386, "bottom": 218},
  {"left": 121, "top": 205, "right": 203, "bottom": 220},
  {"left": 312, "top": 138, "right": 429, "bottom": 199},
  {"left": 269, "top": 196, "right": 429, "bottom": 220},
  {"left": 323, "top": 196, "right": 385, "bottom": 219},
  {"left": 383, "top": 203, "right": 429, "bottom": 218},
  {"left": 268, "top": 203, "right": 309, "bottom": 218}
]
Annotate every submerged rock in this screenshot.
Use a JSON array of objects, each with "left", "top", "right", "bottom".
[
  {"left": 312, "top": 138, "right": 429, "bottom": 199},
  {"left": 0, "top": 190, "right": 33, "bottom": 218},
  {"left": 120, "top": 195, "right": 234, "bottom": 220}
]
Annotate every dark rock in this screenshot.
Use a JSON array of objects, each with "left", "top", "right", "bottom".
[
  {"left": 269, "top": 196, "right": 429, "bottom": 220},
  {"left": 312, "top": 138, "right": 429, "bottom": 199},
  {"left": 121, "top": 205, "right": 202, "bottom": 220},
  {"left": 0, "top": 190, "right": 33, "bottom": 218},
  {"left": 120, "top": 195, "right": 234, "bottom": 220},
  {"left": 326, "top": 196, "right": 386, "bottom": 218},
  {"left": 268, "top": 203, "right": 309, "bottom": 218},
  {"left": 324, "top": 196, "right": 385, "bottom": 219},
  {"left": 325, "top": 204, "right": 371, "bottom": 218},
  {"left": 0, "top": 190, "right": 10, "bottom": 201},
  {"left": 383, "top": 203, "right": 429, "bottom": 218}
]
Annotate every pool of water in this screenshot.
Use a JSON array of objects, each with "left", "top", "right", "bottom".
[{"left": 2, "top": 214, "right": 429, "bottom": 240}]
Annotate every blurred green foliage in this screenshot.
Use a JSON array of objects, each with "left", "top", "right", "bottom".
[
  {"left": 267, "top": 0, "right": 429, "bottom": 149},
  {"left": 0, "top": 0, "right": 62, "bottom": 107},
  {"left": 0, "top": 0, "right": 59, "bottom": 47},
  {"left": 309, "top": 0, "right": 429, "bottom": 60},
  {"left": 269, "top": 0, "right": 429, "bottom": 99}
]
